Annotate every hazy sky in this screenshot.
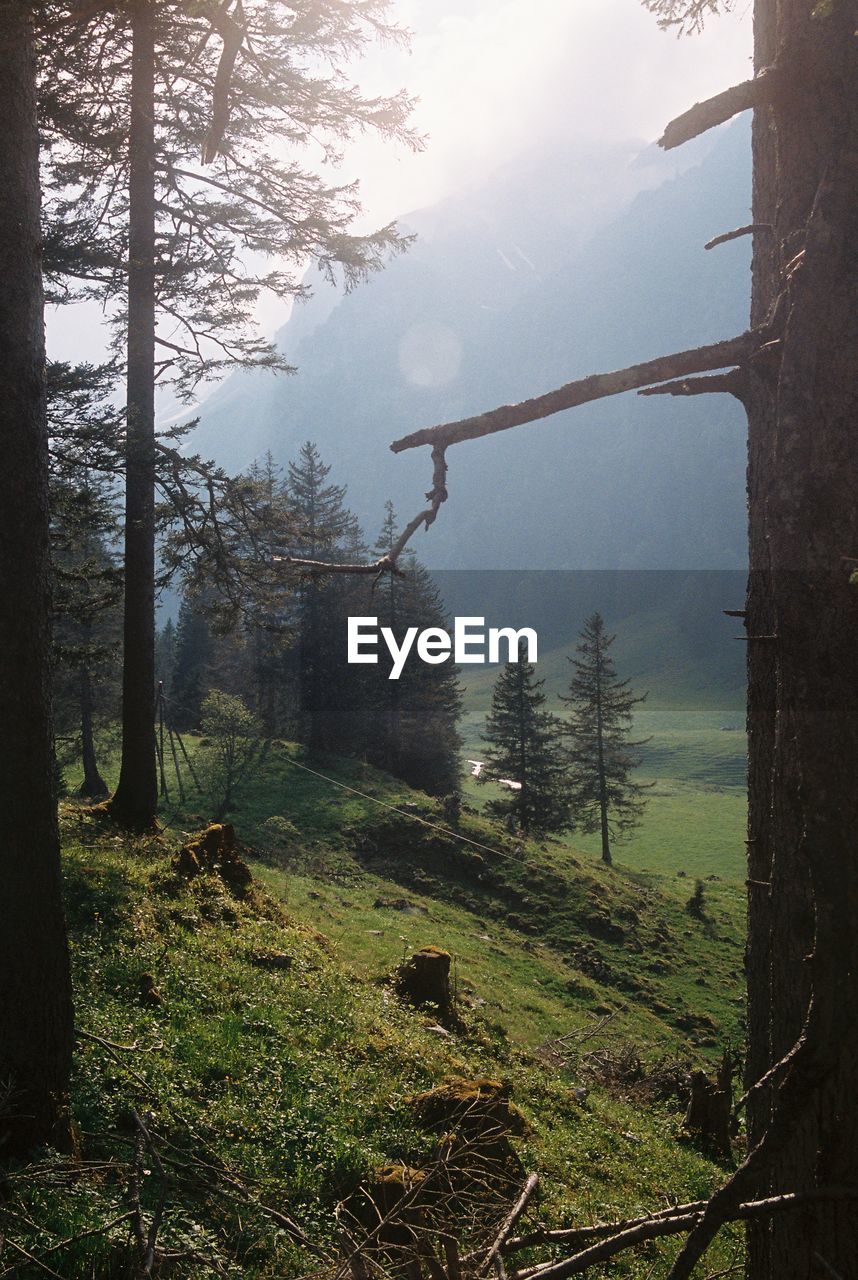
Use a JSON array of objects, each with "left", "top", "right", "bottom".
[
  {"left": 48, "top": 0, "right": 753, "bottom": 361},
  {"left": 345, "top": 0, "right": 753, "bottom": 221}
]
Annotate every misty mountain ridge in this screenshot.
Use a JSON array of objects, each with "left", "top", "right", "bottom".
[{"left": 189, "top": 122, "right": 752, "bottom": 569}]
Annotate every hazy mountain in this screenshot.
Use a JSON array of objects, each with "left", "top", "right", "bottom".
[{"left": 189, "top": 122, "right": 751, "bottom": 569}]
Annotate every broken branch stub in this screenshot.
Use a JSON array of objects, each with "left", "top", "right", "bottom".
[{"left": 659, "top": 67, "right": 783, "bottom": 151}]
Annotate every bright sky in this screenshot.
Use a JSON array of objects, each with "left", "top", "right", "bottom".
[
  {"left": 346, "top": 0, "right": 753, "bottom": 222},
  {"left": 48, "top": 0, "right": 753, "bottom": 362}
]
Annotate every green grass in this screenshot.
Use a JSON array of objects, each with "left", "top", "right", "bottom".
[
  {"left": 3, "top": 733, "right": 749, "bottom": 1278},
  {"left": 0, "top": 792, "right": 745, "bottom": 1278},
  {"left": 458, "top": 613, "right": 748, "bottom": 882},
  {"left": 38, "top": 604, "right": 752, "bottom": 1280}
]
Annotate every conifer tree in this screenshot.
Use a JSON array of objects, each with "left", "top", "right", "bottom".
[
  {"left": 243, "top": 452, "right": 294, "bottom": 736},
  {"left": 481, "top": 647, "right": 567, "bottom": 836},
  {"left": 51, "top": 476, "right": 122, "bottom": 799},
  {"left": 286, "top": 442, "right": 363, "bottom": 751},
  {"left": 170, "top": 595, "right": 213, "bottom": 731},
  {"left": 39, "top": 1, "right": 417, "bottom": 827},
  {"left": 368, "top": 502, "right": 462, "bottom": 794},
  {"left": 561, "top": 613, "right": 649, "bottom": 866},
  {"left": 155, "top": 616, "right": 177, "bottom": 695},
  {"left": 48, "top": 361, "right": 124, "bottom": 799}
]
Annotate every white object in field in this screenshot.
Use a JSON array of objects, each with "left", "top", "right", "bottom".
[
  {"left": 468, "top": 759, "right": 484, "bottom": 777},
  {"left": 498, "top": 779, "right": 522, "bottom": 791}
]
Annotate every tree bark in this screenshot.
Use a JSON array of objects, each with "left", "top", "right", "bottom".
[
  {"left": 0, "top": 0, "right": 74, "bottom": 1154},
  {"left": 110, "top": 0, "right": 158, "bottom": 828},
  {"left": 745, "top": 3, "right": 858, "bottom": 1274}
]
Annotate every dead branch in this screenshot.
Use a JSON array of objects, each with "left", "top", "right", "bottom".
[
  {"left": 129, "top": 1110, "right": 169, "bottom": 1280},
  {"left": 638, "top": 370, "right": 746, "bottom": 401},
  {"left": 0, "top": 1211, "right": 136, "bottom": 1279},
  {"left": 705, "top": 225, "right": 769, "bottom": 251},
  {"left": 508, "top": 1198, "right": 704, "bottom": 1256},
  {"left": 1, "top": 1238, "right": 66, "bottom": 1280},
  {"left": 538, "top": 1013, "right": 619, "bottom": 1062},
  {"left": 390, "top": 332, "right": 757, "bottom": 455},
  {"left": 76, "top": 1027, "right": 164, "bottom": 1054},
  {"left": 512, "top": 1187, "right": 858, "bottom": 1280},
  {"left": 477, "top": 1175, "right": 539, "bottom": 1277},
  {"left": 274, "top": 445, "right": 448, "bottom": 577},
  {"left": 659, "top": 68, "right": 783, "bottom": 151}
]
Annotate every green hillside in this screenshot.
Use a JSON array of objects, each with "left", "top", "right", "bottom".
[{"left": 3, "top": 744, "right": 747, "bottom": 1277}]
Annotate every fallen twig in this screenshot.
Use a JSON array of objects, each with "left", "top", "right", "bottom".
[{"left": 476, "top": 1174, "right": 539, "bottom": 1277}]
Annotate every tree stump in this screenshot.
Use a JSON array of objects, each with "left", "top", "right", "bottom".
[{"left": 394, "top": 946, "right": 452, "bottom": 1012}]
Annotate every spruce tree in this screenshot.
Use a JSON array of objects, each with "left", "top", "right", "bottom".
[
  {"left": 51, "top": 474, "right": 122, "bottom": 800},
  {"left": 561, "top": 613, "right": 649, "bottom": 866},
  {"left": 481, "top": 647, "right": 567, "bottom": 836},
  {"left": 367, "top": 502, "right": 462, "bottom": 794},
  {"left": 170, "top": 595, "right": 213, "bottom": 731},
  {"left": 286, "top": 442, "right": 364, "bottom": 751},
  {"left": 48, "top": 361, "right": 124, "bottom": 799}
]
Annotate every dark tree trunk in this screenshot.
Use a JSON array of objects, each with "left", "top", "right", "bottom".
[
  {"left": 110, "top": 0, "right": 158, "bottom": 828},
  {"left": 0, "top": 0, "right": 74, "bottom": 1154},
  {"left": 745, "top": 3, "right": 858, "bottom": 1273},
  {"left": 79, "top": 666, "right": 109, "bottom": 799}
]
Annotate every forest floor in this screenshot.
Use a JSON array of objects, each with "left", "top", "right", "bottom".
[{"left": 1, "top": 695, "right": 749, "bottom": 1278}]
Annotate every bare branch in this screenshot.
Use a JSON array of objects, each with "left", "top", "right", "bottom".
[
  {"left": 513, "top": 1188, "right": 858, "bottom": 1280},
  {"left": 273, "top": 554, "right": 401, "bottom": 577},
  {"left": 477, "top": 1175, "right": 539, "bottom": 1277},
  {"left": 638, "top": 370, "right": 746, "bottom": 400},
  {"left": 509, "top": 1199, "right": 706, "bottom": 1257},
  {"left": 390, "top": 332, "right": 758, "bottom": 455},
  {"left": 274, "top": 445, "right": 448, "bottom": 578},
  {"left": 659, "top": 67, "right": 783, "bottom": 151},
  {"left": 705, "top": 224, "right": 769, "bottom": 251}
]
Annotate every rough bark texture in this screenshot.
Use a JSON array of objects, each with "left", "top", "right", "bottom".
[
  {"left": 745, "top": 2, "right": 858, "bottom": 1274},
  {"left": 0, "top": 1, "right": 74, "bottom": 1153},
  {"left": 111, "top": 0, "right": 158, "bottom": 827}
]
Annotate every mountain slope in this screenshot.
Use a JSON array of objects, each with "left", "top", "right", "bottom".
[{"left": 190, "top": 123, "right": 751, "bottom": 569}]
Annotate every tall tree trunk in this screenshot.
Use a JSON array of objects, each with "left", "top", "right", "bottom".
[
  {"left": 79, "top": 665, "right": 108, "bottom": 799},
  {"left": 745, "top": 2, "right": 858, "bottom": 1273},
  {"left": 0, "top": 0, "right": 74, "bottom": 1154},
  {"left": 111, "top": 0, "right": 158, "bottom": 828}
]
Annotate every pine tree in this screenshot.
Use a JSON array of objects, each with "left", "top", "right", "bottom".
[
  {"left": 51, "top": 473, "right": 122, "bottom": 800},
  {"left": 170, "top": 596, "right": 212, "bottom": 731},
  {"left": 561, "top": 613, "right": 649, "bottom": 866},
  {"left": 481, "top": 647, "right": 567, "bottom": 836},
  {"left": 367, "top": 502, "right": 462, "bottom": 794},
  {"left": 155, "top": 617, "right": 177, "bottom": 697},
  {"left": 286, "top": 442, "right": 364, "bottom": 752},
  {"left": 241, "top": 453, "right": 293, "bottom": 737},
  {"left": 48, "top": 361, "right": 123, "bottom": 800}
]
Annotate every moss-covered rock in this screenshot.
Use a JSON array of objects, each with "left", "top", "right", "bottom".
[{"left": 173, "top": 823, "right": 253, "bottom": 895}]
